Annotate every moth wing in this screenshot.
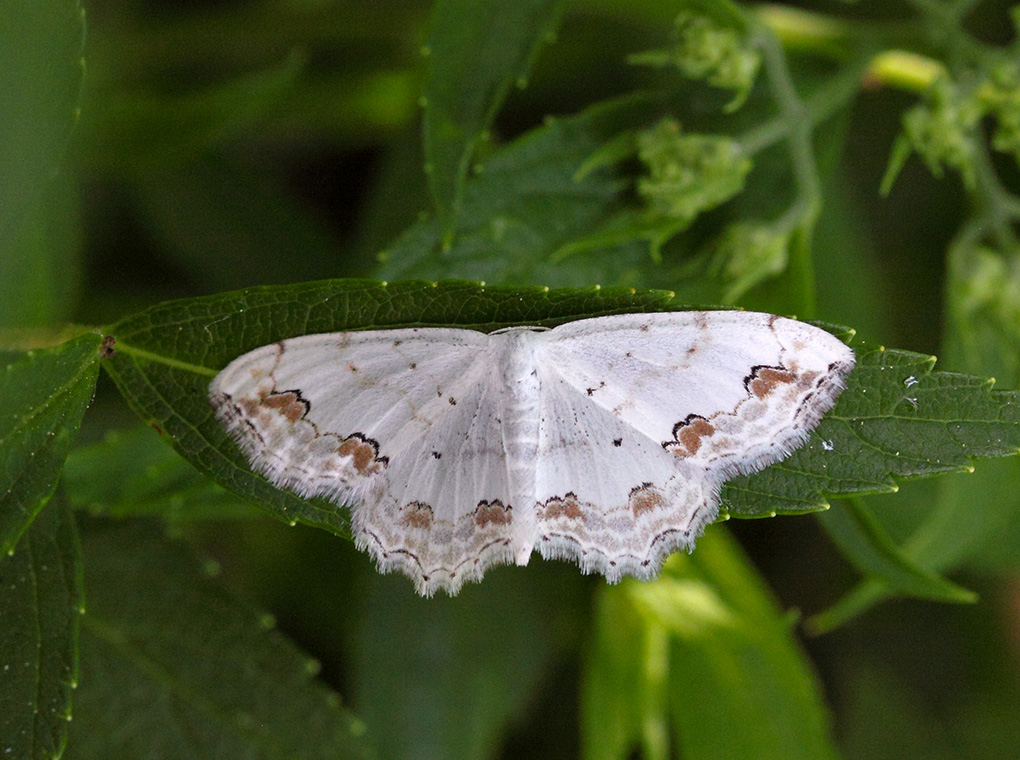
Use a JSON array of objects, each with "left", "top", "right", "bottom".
[
  {"left": 540, "top": 311, "right": 854, "bottom": 481},
  {"left": 354, "top": 360, "right": 526, "bottom": 596},
  {"left": 531, "top": 363, "right": 715, "bottom": 582},
  {"left": 209, "top": 327, "right": 491, "bottom": 506}
]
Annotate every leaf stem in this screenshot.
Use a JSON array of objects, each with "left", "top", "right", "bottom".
[
  {"left": 740, "top": 51, "right": 872, "bottom": 156},
  {"left": 747, "top": 21, "right": 824, "bottom": 317},
  {"left": 904, "top": 0, "right": 1003, "bottom": 70},
  {"left": 970, "top": 136, "right": 1020, "bottom": 255}
]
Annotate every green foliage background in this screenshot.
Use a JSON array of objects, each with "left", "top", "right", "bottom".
[{"left": 3, "top": 0, "right": 1020, "bottom": 758}]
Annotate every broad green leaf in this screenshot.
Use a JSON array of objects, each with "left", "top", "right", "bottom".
[
  {"left": 63, "top": 426, "right": 260, "bottom": 522},
  {"left": 0, "top": 0, "right": 85, "bottom": 241},
  {"left": 378, "top": 95, "right": 674, "bottom": 286},
  {"left": 720, "top": 346, "right": 1020, "bottom": 517},
  {"left": 0, "top": 334, "right": 102, "bottom": 555},
  {"left": 0, "top": 495, "right": 82, "bottom": 760},
  {"left": 582, "top": 528, "right": 838, "bottom": 760},
  {"left": 422, "top": 0, "right": 567, "bottom": 237},
  {"left": 65, "top": 519, "right": 372, "bottom": 760},
  {"left": 351, "top": 560, "right": 585, "bottom": 760},
  {"left": 813, "top": 498, "right": 975, "bottom": 609}
]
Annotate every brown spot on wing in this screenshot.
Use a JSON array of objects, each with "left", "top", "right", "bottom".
[
  {"left": 337, "top": 433, "right": 388, "bottom": 475},
  {"left": 628, "top": 483, "right": 664, "bottom": 516},
  {"left": 261, "top": 390, "right": 308, "bottom": 423},
  {"left": 402, "top": 502, "right": 434, "bottom": 529},
  {"left": 474, "top": 500, "right": 512, "bottom": 527},
  {"left": 797, "top": 370, "right": 819, "bottom": 389},
  {"left": 541, "top": 493, "right": 583, "bottom": 520},
  {"left": 665, "top": 415, "right": 716, "bottom": 458},
  {"left": 747, "top": 366, "right": 796, "bottom": 399}
]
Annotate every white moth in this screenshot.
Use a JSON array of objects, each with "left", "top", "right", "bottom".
[{"left": 209, "top": 311, "right": 854, "bottom": 595}]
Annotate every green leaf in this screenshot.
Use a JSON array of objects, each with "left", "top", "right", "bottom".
[
  {"left": 719, "top": 345, "right": 1020, "bottom": 517},
  {"left": 813, "top": 498, "right": 975, "bottom": 610},
  {"left": 65, "top": 519, "right": 372, "bottom": 760},
  {"left": 379, "top": 95, "right": 674, "bottom": 285},
  {"left": 63, "top": 425, "right": 261, "bottom": 522},
  {"left": 581, "top": 578, "right": 669, "bottom": 760},
  {"left": 0, "top": 334, "right": 102, "bottom": 555},
  {"left": 0, "top": 0, "right": 85, "bottom": 241},
  {"left": 0, "top": 495, "right": 82, "bottom": 760},
  {"left": 582, "top": 528, "right": 839, "bottom": 760},
  {"left": 422, "top": 0, "right": 567, "bottom": 237},
  {"left": 351, "top": 562, "right": 585, "bottom": 760}
]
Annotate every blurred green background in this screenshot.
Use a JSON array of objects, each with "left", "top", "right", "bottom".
[{"left": 3, "top": 0, "right": 1020, "bottom": 758}]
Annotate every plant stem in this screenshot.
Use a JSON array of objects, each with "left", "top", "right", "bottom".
[
  {"left": 970, "top": 137, "right": 1020, "bottom": 254},
  {"left": 747, "top": 21, "right": 825, "bottom": 317}
]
